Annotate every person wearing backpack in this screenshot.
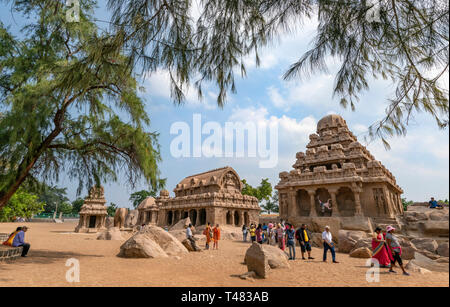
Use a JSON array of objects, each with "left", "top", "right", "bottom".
[{"left": 296, "top": 224, "right": 314, "bottom": 260}]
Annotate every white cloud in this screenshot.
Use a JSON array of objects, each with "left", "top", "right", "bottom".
[{"left": 143, "top": 69, "right": 217, "bottom": 110}]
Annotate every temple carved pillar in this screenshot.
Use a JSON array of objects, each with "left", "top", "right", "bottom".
[
  {"left": 289, "top": 189, "right": 297, "bottom": 217},
  {"left": 329, "top": 189, "right": 340, "bottom": 217},
  {"left": 307, "top": 190, "right": 317, "bottom": 217},
  {"left": 383, "top": 187, "right": 394, "bottom": 217},
  {"left": 353, "top": 191, "right": 363, "bottom": 216}
]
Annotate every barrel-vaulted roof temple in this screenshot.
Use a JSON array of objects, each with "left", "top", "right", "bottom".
[
  {"left": 136, "top": 166, "right": 260, "bottom": 227},
  {"left": 275, "top": 114, "right": 404, "bottom": 225}
]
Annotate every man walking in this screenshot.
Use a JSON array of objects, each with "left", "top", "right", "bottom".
[
  {"left": 296, "top": 224, "right": 314, "bottom": 260},
  {"left": 322, "top": 226, "right": 338, "bottom": 263},
  {"left": 12, "top": 226, "right": 30, "bottom": 257}
]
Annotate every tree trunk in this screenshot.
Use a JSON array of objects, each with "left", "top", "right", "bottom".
[{"left": 0, "top": 124, "right": 62, "bottom": 208}]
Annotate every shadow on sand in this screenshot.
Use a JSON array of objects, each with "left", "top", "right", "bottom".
[{"left": 12, "top": 250, "right": 104, "bottom": 266}]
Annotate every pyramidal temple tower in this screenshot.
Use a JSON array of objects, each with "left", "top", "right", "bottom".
[{"left": 276, "top": 115, "right": 403, "bottom": 226}]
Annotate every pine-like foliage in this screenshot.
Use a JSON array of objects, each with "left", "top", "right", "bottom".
[
  {"left": 0, "top": 0, "right": 162, "bottom": 207},
  {"left": 111, "top": 0, "right": 448, "bottom": 146}
]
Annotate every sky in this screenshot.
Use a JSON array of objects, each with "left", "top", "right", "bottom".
[{"left": 1, "top": 1, "right": 448, "bottom": 207}]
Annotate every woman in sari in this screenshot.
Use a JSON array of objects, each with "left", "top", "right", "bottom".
[{"left": 371, "top": 227, "right": 391, "bottom": 268}]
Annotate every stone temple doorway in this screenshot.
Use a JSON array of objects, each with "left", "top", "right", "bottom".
[
  {"left": 234, "top": 211, "right": 240, "bottom": 226},
  {"left": 244, "top": 212, "right": 249, "bottom": 226},
  {"left": 226, "top": 211, "right": 232, "bottom": 225},
  {"left": 199, "top": 209, "right": 207, "bottom": 225},
  {"left": 296, "top": 189, "right": 310, "bottom": 216},
  {"left": 167, "top": 211, "right": 173, "bottom": 225},
  {"left": 189, "top": 209, "right": 197, "bottom": 226},
  {"left": 337, "top": 187, "right": 356, "bottom": 216},
  {"left": 88, "top": 216, "right": 96, "bottom": 228}
]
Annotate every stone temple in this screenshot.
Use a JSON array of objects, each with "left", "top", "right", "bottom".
[
  {"left": 154, "top": 166, "right": 260, "bottom": 227},
  {"left": 275, "top": 114, "right": 404, "bottom": 227},
  {"left": 75, "top": 186, "right": 108, "bottom": 233}
]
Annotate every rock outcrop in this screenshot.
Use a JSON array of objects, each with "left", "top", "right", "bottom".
[
  {"left": 408, "top": 252, "right": 449, "bottom": 273},
  {"left": 118, "top": 233, "right": 168, "bottom": 258},
  {"left": 244, "top": 243, "right": 289, "bottom": 278},
  {"left": 411, "top": 238, "right": 438, "bottom": 254},
  {"left": 118, "top": 225, "right": 189, "bottom": 258},
  {"left": 349, "top": 247, "right": 372, "bottom": 258},
  {"left": 338, "top": 230, "right": 367, "bottom": 253},
  {"left": 170, "top": 217, "right": 191, "bottom": 231},
  {"left": 140, "top": 225, "right": 189, "bottom": 256},
  {"left": 437, "top": 242, "right": 449, "bottom": 257}
]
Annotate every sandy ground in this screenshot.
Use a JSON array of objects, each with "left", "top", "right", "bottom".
[{"left": 0, "top": 222, "right": 448, "bottom": 287}]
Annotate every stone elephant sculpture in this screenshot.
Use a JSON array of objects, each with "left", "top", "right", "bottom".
[{"left": 114, "top": 208, "right": 129, "bottom": 229}]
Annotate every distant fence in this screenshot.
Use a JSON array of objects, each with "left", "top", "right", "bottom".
[{"left": 32, "top": 213, "right": 79, "bottom": 220}]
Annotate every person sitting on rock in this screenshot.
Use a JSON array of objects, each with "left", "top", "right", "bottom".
[
  {"left": 429, "top": 197, "right": 444, "bottom": 209},
  {"left": 213, "top": 224, "right": 221, "bottom": 250},
  {"left": 12, "top": 226, "right": 31, "bottom": 257},
  {"left": 186, "top": 223, "right": 200, "bottom": 251},
  {"left": 317, "top": 196, "right": 332, "bottom": 213}
]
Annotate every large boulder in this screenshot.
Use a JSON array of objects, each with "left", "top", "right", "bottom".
[
  {"left": 411, "top": 238, "right": 438, "bottom": 253},
  {"left": 244, "top": 243, "right": 289, "bottom": 278},
  {"left": 340, "top": 217, "right": 373, "bottom": 233},
  {"left": 338, "top": 230, "right": 367, "bottom": 253},
  {"left": 124, "top": 210, "right": 139, "bottom": 228},
  {"left": 401, "top": 246, "right": 418, "bottom": 260},
  {"left": 405, "top": 261, "right": 432, "bottom": 274},
  {"left": 409, "top": 252, "right": 449, "bottom": 272},
  {"left": 352, "top": 238, "right": 372, "bottom": 251},
  {"left": 429, "top": 210, "right": 448, "bottom": 221},
  {"left": 118, "top": 233, "right": 168, "bottom": 258},
  {"left": 349, "top": 247, "right": 372, "bottom": 258},
  {"left": 220, "top": 226, "right": 242, "bottom": 241},
  {"left": 170, "top": 217, "right": 191, "bottom": 231},
  {"left": 310, "top": 217, "right": 340, "bottom": 241},
  {"left": 310, "top": 233, "right": 324, "bottom": 248},
  {"left": 139, "top": 225, "right": 188, "bottom": 256},
  {"left": 97, "top": 227, "right": 124, "bottom": 241},
  {"left": 419, "top": 221, "right": 449, "bottom": 237},
  {"left": 181, "top": 239, "right": 202, "bottom": 252},
  {"left": 437, "top": 242, "right": 449, "bottom": 257},
  {"left": 417, "top": 250, "right": 441, "bottom": 260}
]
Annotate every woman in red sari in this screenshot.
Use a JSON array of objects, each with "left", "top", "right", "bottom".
[{"left": 371, "top": 227, "right": 391, "bottom": 267}]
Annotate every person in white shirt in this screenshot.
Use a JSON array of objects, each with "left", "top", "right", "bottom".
[
  {"left": 322, "top": 226, "right": 339, "bottom": 263},
  {"left": 186, "top": 224, "right": 200, "bottom": 251}
]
